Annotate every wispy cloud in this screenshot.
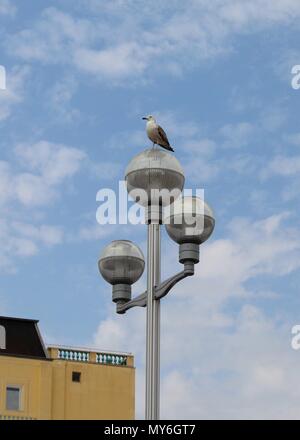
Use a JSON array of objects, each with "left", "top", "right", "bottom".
[
  {"left": 47, "top": 76, "right": 80, "bottom": 123},
  {"left": 0, "top": 65, "right": 29, "bottom": 121},
  {"left": 219, "top": 122, "right": 254, "bottom": 149},
  {"left": 0, "top": 218, "right": 63, "bottom": 272},
  {"left": 14, "top": 140, "right": 86, "bottom": 186},
  {"left": 93, "top": 211, "right": 300, "bottom": 418},
  {"left": 0, "top": 140, "right": 86, "bottom": 272},
  {"left": 0, "top": 0, "right": 16, "bottom": 17},
  {"left": 0, "top": 136, "right": 129, "bottom": 271},
  {"left": 1, "top": 0, "right": 300, "bottom": 419},
  {"left": 5, "top": 2, "right": 300, "bottom": 83},
  {"left": 262, "top": 155, "right": 300, "bottom": 178}
]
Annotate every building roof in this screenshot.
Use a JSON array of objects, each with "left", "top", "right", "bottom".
[
  {"left": 0, "top": 316, "right": 48, "bottom": 359},
  {"left": 0, "top": 315, "right": 39, "bottom": 323},
  {"left": 0, "top": 316, "right": 134, "bottom": 364}
]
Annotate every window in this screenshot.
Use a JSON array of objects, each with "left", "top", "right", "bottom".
[
  {"left": 72, "top": 372, "right": 81, "bottom": 383},
  {"left": 6, "top": 386, "right": 21, "bottom": 411},
  {"left": 0, "top": 325, "right": 5, "bottom": 349}
]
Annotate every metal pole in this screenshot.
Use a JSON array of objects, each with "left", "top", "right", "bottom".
[{"left": 145, "top": 221, "right": 160, "bottom": 420}]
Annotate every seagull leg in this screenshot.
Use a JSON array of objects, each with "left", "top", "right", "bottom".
[{"left": 152, "top": 142, "right": 155, "bottom": 150}]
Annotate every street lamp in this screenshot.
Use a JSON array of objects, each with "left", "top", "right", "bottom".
[
  {"left": 98, "top": 148, "right": 215, "bottom": 420},
  {"left": 98, "top": 240, "right": 145, "bottom": 305},
  {"left": 125, "top": 148, "right": 185, "bottom": 222},
  {"left": 165, "top": 195, "right": 215, "bottom": 264}
]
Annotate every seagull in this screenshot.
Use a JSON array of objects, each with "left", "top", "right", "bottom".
[{"left": 142, "top": 115, "right": 174, "bottom": 152}]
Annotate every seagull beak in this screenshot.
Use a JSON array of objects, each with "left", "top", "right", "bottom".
[{"left": 142, "top": 117, "right": 147, "bottom": 120}]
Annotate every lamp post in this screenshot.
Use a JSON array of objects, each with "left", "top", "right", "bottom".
[{"left": 98, "top": 148, "right": 215, "bottom": 420}]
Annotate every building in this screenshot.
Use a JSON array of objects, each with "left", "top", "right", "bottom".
[{"left": 0, "top": 316, "right": 135, "bottom": 420}]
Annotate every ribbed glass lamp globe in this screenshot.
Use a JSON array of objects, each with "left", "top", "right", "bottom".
[
  {"left": 98, "top": 240, "right": 145, "bottom": 285},
  {"left": 164, "top": 196, "right": 215, "bottom": 244},
  {"left": 125, "top": 149, "right": 185, "bottom": 207}
]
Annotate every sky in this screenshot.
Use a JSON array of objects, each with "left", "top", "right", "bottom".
[{"left": 0, "top": 0, "right": 300, "bottom": 419}]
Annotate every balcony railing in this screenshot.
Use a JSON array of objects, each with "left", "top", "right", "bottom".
[
  {"left": 0, "top": 415, "right": 36, "bottom": 420},
  {"left": 48, "top": 345, "right": 132, "bottom": 367},
  {"left": 96, "top": 353, "right": 127, "bottom": 366},
  {"left": 58, "top": 349, "right": 89, "bottom": 362}
]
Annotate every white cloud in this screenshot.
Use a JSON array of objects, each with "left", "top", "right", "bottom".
[
  {"left": 220, "top": 122, "right": 254, "bottom": 149},
  {"left": 217, "top": 0, "right": 300, "bottom": 27},
  {"left": 286, "top": 133, "right": 300, "bottom": 147},
  {"left": 159, "top": 304, "right": 300, "bottom": 419},
  {"left": 0, "top": 141, "right": 86, "bottom": 208},
  {"left": 14, "top": 172, "right": 56, "bottom": 207},
  {"left": 149, "top": 112, "right": 257, "bottom": 182},
  {"left": 6, "top": 7, "right": 94, "bottom": 63},
  {"left": 260, "top": 106, "right": 287, "bottom": 132},
  {"left": 259, "top": 135, "right": 300, "bottom": 198},
  {"left": 77, "top": 224, "right": 111, "bottom": 241},
  {"left": 262, "top": 155, "right": 300, "bottom": 178},
  {"left": 47, "top": 77, "right": 80, "bottom": 123},
  {"left": 73, "top": 43, "right": 148, "bottom": 79},
  {"left": 0, "top": 65, "right": 30, "bottom": 121},
  {"left": 0, "top": 161, "right": 14, "bottom": 206},
  {"left": 0, "top": 140, "right": 86, "bottom": 271},
  {"left": 93, "top": 212, "right": 300, "bottom": 418},
  {"left": 0, "top": 0, "right": 16, "bottom": 17},
  {"left": 6, "top": 2, "right": 300, "bottom": 82},
  {"left": 151, "top": 111, "right": 201, "bottom": 140},
  {"left": 93, "top": 318, "right": 131, "bottom": 351},
  {"left": 182, "top": 138, "right": 216, "bottom": 157},
  {"left": 11, "top": 222, "right": 63, "bottom": 247},
  {"left": 88, "top": 160, "right": 121, "bottom": 181},
  {"left": 73, "top": 222, "right": 132, "bottom": 243},
  {"left": 0, "top": 219, "right": 63, "bottom": 272},
  {"left": 0, "top": 136, "right": 126, "bottom": 271},
  {"left": 15, "top": 141, "right": 86, "bottom": 185},
  {"left": 280, "top": 178, "right": 300, "bottom": 202},
  {"left": 184, "top": 156, "right": 220, "bottom": 183}
]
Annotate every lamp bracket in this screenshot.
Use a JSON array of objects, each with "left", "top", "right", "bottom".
[{"left": 116, "top": 261, "right": 194, "bottom": 314}]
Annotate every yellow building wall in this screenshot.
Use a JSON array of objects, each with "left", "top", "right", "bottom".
[
  {"left": 0, "top": 353, "right": 135, "bottom": 420},
  {"left": 0, "top": 356, "right": 53, "bottom": 419},
  {"left": 51, "top": 360, "right": 135, "bottom": 420}
]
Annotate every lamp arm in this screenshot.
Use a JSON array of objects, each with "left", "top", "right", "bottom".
[
  {"left": 154, "top": 261, "right": 194, "bottom": 300},
  {"left": 116, "top": 261, "right": 194, "bottom": 313},
  {"left": 116, "top": 290, "right": 147, "bottom": 314}
]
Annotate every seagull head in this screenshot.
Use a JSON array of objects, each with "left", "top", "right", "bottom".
[{"left": 142, "top": 115, "right": 155, "bottom": 122}]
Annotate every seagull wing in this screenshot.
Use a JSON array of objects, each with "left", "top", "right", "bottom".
[{"left": 157, "top": 125, "right": 174, "bottom": 151}]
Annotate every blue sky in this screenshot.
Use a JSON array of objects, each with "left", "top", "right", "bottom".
[{"left": 1, "top": 0, "right": 300, "bottom": 419}]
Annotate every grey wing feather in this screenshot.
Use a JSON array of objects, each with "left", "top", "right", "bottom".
[{"left": 158, "top": 125, "right": 171, "bottom": 146}]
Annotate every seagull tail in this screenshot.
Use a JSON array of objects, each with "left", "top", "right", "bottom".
[{"left": 159, "top": 143, "right": 174, "bottom": 152}]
